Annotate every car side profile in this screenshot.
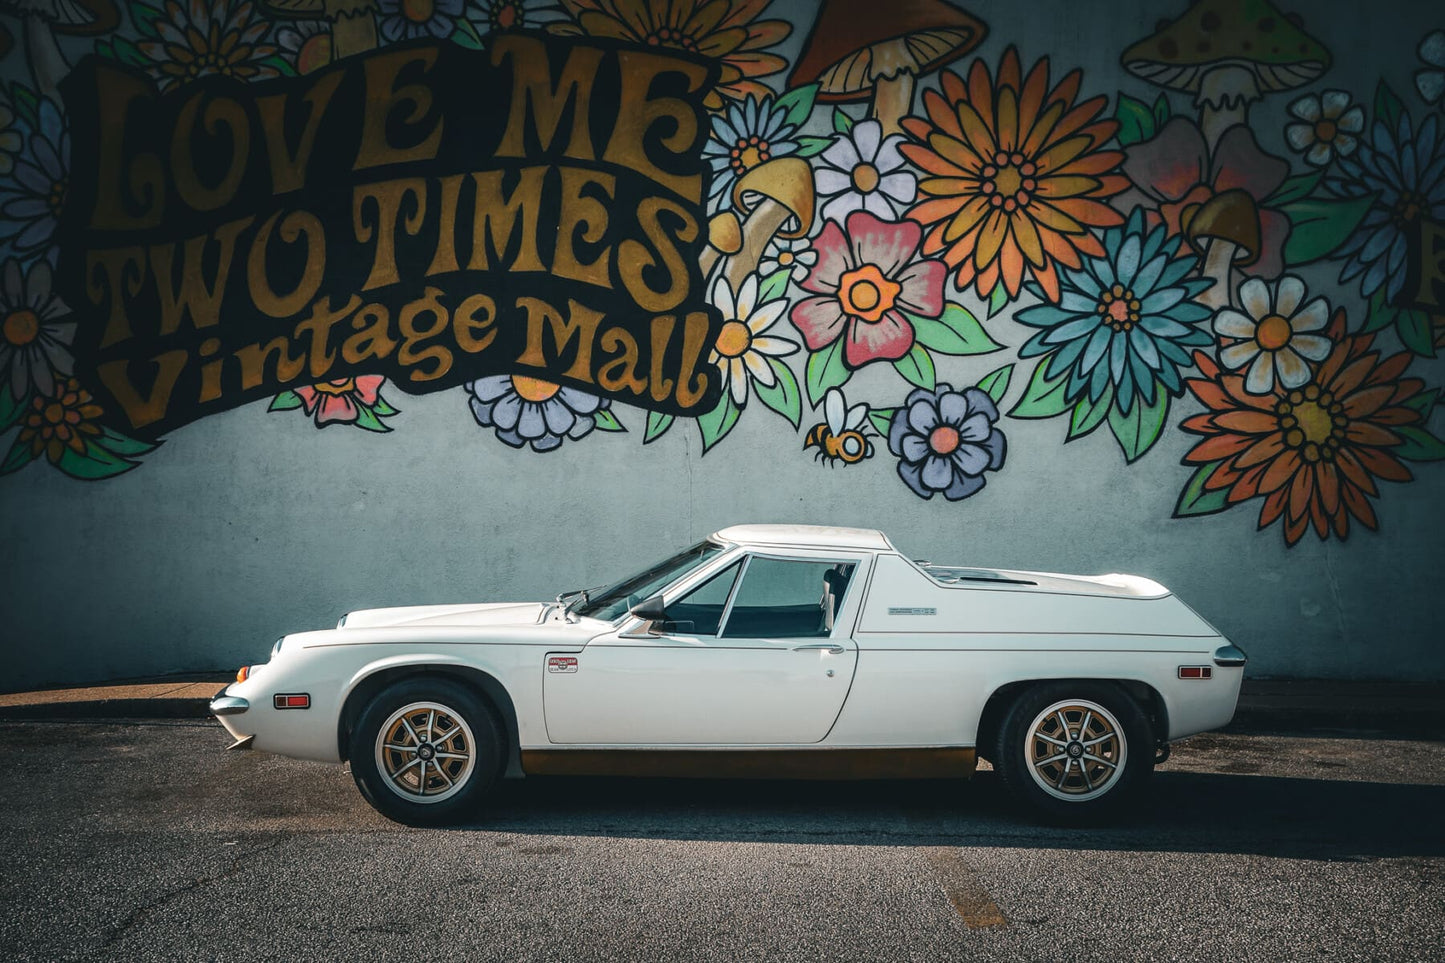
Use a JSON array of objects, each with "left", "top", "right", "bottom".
[{"left": 211, "top": 524, "right": 1246, "bottom": 824}]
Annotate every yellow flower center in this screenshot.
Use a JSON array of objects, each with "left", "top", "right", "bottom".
[
  {"left": 511, "top": 375, "right": 560, "bottom": 402},
  {"left": 43, "top": 402, "right": 64, "bottom": 425},
  {"left": 1313, "top": 119, "right": 1338, "bottom": 143},
  {"left": 1392, "top": 190, "right": 1423, "bottom": 229},
  {"left": 777, "top": 251, "right": 795, "bottom": 266},
  {"left": 403, "top": 0, "right": 435, "bottom": 23},
  {"left": 838, "top": 264, "right": 900, "bottom": 322},
  {"left": 1095, "top": 285, "right": 1141, "bottom": 332},
  {"left": 980, "top": 152, "right": 1037, "bottom": 213},
  {"left": 730, "top": 138, "right": 769, "bottom": 174},
  {"left": 48, "top": 176, "right": 66, "bottom": 217},
  {"left": 714, "top": 320, "right": 752, "bottom": 358},
  {"left": 645, "top": 27, "right": 697, "bottom": 52},
  {"left": 314, "top": 378, "right": 356, "bottom": 396},
  {"left": 1255, "top": 314, "right": 1293, "bottom": 351},
  {"left": 1277, "top": 385, "right": 1348, "bottom": 464},
  {"left": 928, "top": 425, "right": 960, "bottom": 455},
  {"left": 2, "top": 308, "right": 39, "bottom": 346},
  {"left": 851, "top": 162, "right": 880, "bottom": 194}
]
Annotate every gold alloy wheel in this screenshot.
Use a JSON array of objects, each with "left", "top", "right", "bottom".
[
  {"left": 374, "top": 701, "right": 477, "bottom": 804},
  {"left": 1024, "top": 699, "right": 1127, "bottom": 802}
]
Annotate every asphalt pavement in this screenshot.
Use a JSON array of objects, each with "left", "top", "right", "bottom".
[{"left": 0, "top": 718, "right": 1441, "bottom": 962}]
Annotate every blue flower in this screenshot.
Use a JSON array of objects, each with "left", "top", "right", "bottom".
[
  {"left": 1016, "top": 208, "right": 1213, "bottom": 414},
  {"left": 701, "top": 95, "right": 799, "bottom": 201},
  {"left": 379, "top": 0, "right": 466, "bottom": 42},
  {"left": 887, "top": 384, "right": 1005, "bottom": 501},
  {"left": 466, "top": 374, "right": 609, "bottom": 452},
  {"left": 1326, "top": 109, "right": 1445, "bottom": 304},
  {"left": 0, "top": 97, "right": 67, "bottom": 264}
]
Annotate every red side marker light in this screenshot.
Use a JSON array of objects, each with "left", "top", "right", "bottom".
[
  {"left": 1177, "top": 666, "right": 1212, "bottom": 680},
  {"left": 273, "top": 693, "right": 310, "bottom": 709}
]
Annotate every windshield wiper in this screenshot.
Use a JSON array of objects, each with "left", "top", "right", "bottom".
[{"left": 554, "top": 587, "right": 591, "bottom": 621}]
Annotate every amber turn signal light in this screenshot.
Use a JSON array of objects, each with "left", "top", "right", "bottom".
[{"left": 235, "top": 666, "right": 251, "bottom": 683}]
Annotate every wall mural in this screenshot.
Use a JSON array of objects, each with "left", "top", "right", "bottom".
[{"left": 0, "top": 0, "right": 1442, "bottom": 549}]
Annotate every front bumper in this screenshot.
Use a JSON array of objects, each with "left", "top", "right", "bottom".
[{"left": 210, "top": 687, "right": 250, "bottom": 716}]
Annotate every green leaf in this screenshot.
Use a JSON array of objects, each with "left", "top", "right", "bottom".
[
  {"left": 892, "top": 343, "right": 936, "bottom": 389},
  {"left": 753, "top": 357, "right": 802, "bottom": 428},
  {"left": 804, "top": 339, "right": 849, "bottom": 408},
  {"left": 1279, "top": 195, "right": 1376, "bottom": 265},
  {"left": 0, "top": 437, "right": 37, "bottom": 476},
  {"left": 1403, "top": 387, "right": 1438, "bottom": 417},
  {"left": 370, "top": 396, "right": 400, "bottom": 417},
  {"left": 1397, "top": 308, "right": 1436, "bottom": 357},
  {"left": 1393, "top": 425, "right": 1445, "bottom": 461},
  {"left": 975, "top": 364, "right": 1013, "bottom": 405},
  {"left": 353, "top": 405, "right": 391, "bottom": 433},
  {"left": 697, "top": 392, "right": 740, "bottom": 453},
  {"left": 1363, "top": 288, "right": 1401, "bottom": 333},
  {"left": 987, "top": 283, "right": 1009, "bottom": 318},
  {"left": 258, "top": 54, "right": 295, "bottom": 77},
  {"left": 1113, "top": 92, "right": 1155, "bottom": 146},
  {"left": 1173, "top": 460, "right": 1233, "bottom": 517},
  {"left": 593, "top": 408, "right": 627, "bottom": 432},
  {"left": 832, "top": 107, "right": 854, "bottom": 135},
  {"left": 451, "top": 17, "right": 485, "bottom": 49},
  {"left": 1267, "top": 170, "right": 1324, "bottom": 206},
  {"left": 129, "top": 0, "right": 164, "bottom": 38},
  {"left": 796, "top": 136, "right": 832, "bottom": 157},
  {"left": 1374, "top": 79, "right": 1404, "bottom": 132},
  {"left": 1152, "top": 93, "right": 1171, "bottom": 127},
  {"left": 775, "top": 83, "right": 819, "bottom": 128},
  {"left": 757, "top": 267, "right": 791, "bottom": 303},
  {"left": 9, "top": 84, "right": 39, "bottom": 130},
  {"left": 96, "top": 36, "right": 150, "bottom": 69},
  {"left": 0, "top": 387, "right": 24, "bottom": 432},
  {"left": 98, "top": 427, "right": 155, "bottom": 457},
  {"left": 868, "top": 408, "right": 897, "bottom": 438},
  {"left": 1106, "top": 392, "right": 1169, "bottom": 463},
  {"left": 1067, "top": 383, "right": 1113, "bottom": 440},
  {"left": 1008, "top": 359, "right": 1072, "bottom": 419},
  {"left": 907, "top": 303, "right": 1003, "bottom": 356},
  {"left": 57, "top": 440, "right": 136, "bottom": 480},
  {"left": 643, "top": 410, "right": 674, "bottom": 443},
  {"left": 268, "top": 390, "right": 304, "bottom": 412}
]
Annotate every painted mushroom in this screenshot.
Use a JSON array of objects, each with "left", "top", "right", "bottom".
[
  {"left": 260, "top": 0, "right": 379, "bottom": 61},
  {"left": 788, "top": 0, "right": 986, "bottom": 138},
  {"left": 0, "top": 0, "right": 117, "bottom": 99},
  {"left": 1121, "top": 0, "right": 1329, "bottom": 151},
  {"left": 720, "top": 157, "right": 814, "bottom": 293},
  {"left": 698, "top": 210, "right": 743, "bottom": 281},
  {"left": 1182, "top": 188, "right": 1261, "bottom": 309}
]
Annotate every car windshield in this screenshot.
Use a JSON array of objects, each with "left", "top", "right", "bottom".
[{"left": 573, "top": 540, "right": 729, "bottom": 621}]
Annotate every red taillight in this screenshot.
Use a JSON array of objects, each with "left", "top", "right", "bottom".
[
  {"left": 273, "top": 693, "right": 310, "bottom": 709},
  {"left": 1177, "top": 666, "right": 1213, "bottom": 679},
  {"left": 236, "top": 666, "right": 251, "bottom": 683}
]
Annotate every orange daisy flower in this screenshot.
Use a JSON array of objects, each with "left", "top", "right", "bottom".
[
  {"left": 1180, "top": 312, "right": 1425, "bottom": 545},
  {"left": 18, "top": 378, "right": 105, "bottom": 464},
  {"left": 899, "top": 46, "right": 1128, "bottom": 303},
  {"left": 553, "top": 0, "right": 789, "bottom": 109}
]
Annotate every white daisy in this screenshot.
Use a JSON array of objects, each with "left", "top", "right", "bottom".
[
  {"left": 708, "top": 273, "right": 797, "bottom": 406},
  {"left": 1418, "top": 30, "right": 1445, "bottom": 105},
  {"left": 758, "top": 235, "right": 817, "bottom": 283},
  {"left": 1284, "top": 90, "right": 1365, "bottom": 167},
  {"left": 1213, "top": 275, "right": 1333, "bottom": 394},
  {"left": 812, "top": 119, "right": 917, "bottom": 224}
]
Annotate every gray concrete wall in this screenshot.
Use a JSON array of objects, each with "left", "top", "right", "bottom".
[{"left": 2, "top": 0, "right": 1442, "bottom": 688}]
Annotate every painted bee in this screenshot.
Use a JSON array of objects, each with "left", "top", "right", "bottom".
[{"left": 805, "top": 388, "right": 874, "bottom": 465}]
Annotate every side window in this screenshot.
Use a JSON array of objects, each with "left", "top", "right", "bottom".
[
  {"left": 661, "top": 561, "right": 741, "bottom": 636},
  {"left": 721, "top": 558, "right": 856, "bottom": 639}
]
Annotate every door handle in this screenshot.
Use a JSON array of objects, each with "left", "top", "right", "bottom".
[{"left": 793, "top": 643, "right": 846, "bottom": 654}]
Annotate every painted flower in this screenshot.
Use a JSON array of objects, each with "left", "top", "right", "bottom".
[
  {"left": 708, "top": 273, "right": 796, "bottom": 406},
  {"left": 137, "top": 0, "right": 280, "bottom": 90},
  {"left": 1016, "top": 208, "right": 1213, "bottom": 413},
  {"left": 702, "top": 95, "right": 799, "bottom": 201},
  {"left": 1116, "top": 117, "right": 1292, "bottom": 281},
  {"left": 275, "top": 21, "right": 332, "bottom": 75},
  {"left": 553, "top": 0, "right": 789, "bottom": 109},
  {"left": 1326, "top": 110, "right": 1445, "bottom": 305},
  {"left": 294, "top": 375, "right": 391, "bottom": 427},
  {"left": 1181, "top": 312, "right": 1427, "bottom": 545},
  {"left": 0, "top": 101, "right": 20, "bottom": 177},
  {"left": 1418, "top": 30, "right": 1445, "bottom": 105},
  {"left": 17, "top": 378, "right": 104, "bottom": 464},
  {"left": 0, "top": 258, "right": 72, "bottom": 400},
  {"left": 791, "top": 211, "right": 947, "bottom": 369},
  {"left": 759, "top": 234, "right": 816, "bottom": 283},
  {"left": 1284, "top": 91, "right": 1365, "bottom": 167},
  {"left": 0, "top": 97, "right": 66, "bottom": 262},
  {"left": 1213, "top": 276, "right": 1332, "bottom": 394},
  {"left": 814, "top": 119, "right": 916, "bottom": 224},
  {"left": 900, "top": 47, "right": 1127, "bottom": 303},
  {"left": 467, "top": 374, "right": 609, "bottom": 451},
  {"left": 888, "top": 384, "right": 1005, "bottom": 501},
  {"left": 470, "top": 0, "right": 562, "bottom": 34},
  {"left": 379, "top": 0, "right": 465, "bottom": 42}
]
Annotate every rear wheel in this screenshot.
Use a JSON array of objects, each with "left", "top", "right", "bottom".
[
  {"left": 995, "top": 682, "right": 1153, "bottom": 822},
  {"left": 350, "top": 678, "right": 502, "bottom": 825}
]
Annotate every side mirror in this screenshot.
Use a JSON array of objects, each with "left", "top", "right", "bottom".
[{"left": 628, "top": 595, "right": 667, "bottom": 621}]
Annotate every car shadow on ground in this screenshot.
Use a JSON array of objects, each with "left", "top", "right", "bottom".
[{"left": 465, "top": 769, "right": 1445, "bottom": 861}]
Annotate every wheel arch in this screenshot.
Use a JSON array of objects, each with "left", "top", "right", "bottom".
[
  {"left": 338, "top": 659, "right": 523, "bottom": 778},
  {"left": 975, "top": 677, "right": 1169, "bottom": 763}
]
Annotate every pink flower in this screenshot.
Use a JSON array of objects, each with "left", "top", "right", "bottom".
[
  {"left": 294, "top": 375, "right": 385, "bottom": 426},
  {"left": 790, "top": 211, "right": 947, "bottom": 369}
]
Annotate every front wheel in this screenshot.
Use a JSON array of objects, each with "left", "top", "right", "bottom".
[
  {"left": 994, "top": 682, "right": 1153, "bottom": 823},
  {"left": 349, "top": 678, "right": 502, "bottom": 826}
]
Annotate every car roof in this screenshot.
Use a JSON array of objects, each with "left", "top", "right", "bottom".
[{"left": 713, "top": 524, "right": 895, "bottom": 552}]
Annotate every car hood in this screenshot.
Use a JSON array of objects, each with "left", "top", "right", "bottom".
[{"left": 338, "top": 602, "right": 549, "bottom": 629}]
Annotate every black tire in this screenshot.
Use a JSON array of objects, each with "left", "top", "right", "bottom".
[
  {"left": 349, "top": 677, "right": 503, "bottom": 826},
  {"left": 994, "top": 681, "right": 1153, "bottom": 823}
]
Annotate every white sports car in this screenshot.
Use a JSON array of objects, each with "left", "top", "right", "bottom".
[{"left": 212, "top": 524, "right": 1245, "bottom": 824}]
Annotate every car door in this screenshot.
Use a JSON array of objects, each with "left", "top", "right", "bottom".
[{"left": 544, "top": 552, "right": 865, "bottom": 745}]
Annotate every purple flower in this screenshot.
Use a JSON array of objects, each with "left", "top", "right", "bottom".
[
  {"left": 466, "top": 374, "right": 609, "bottom": 452},
  {"left": 0, "top": 97, "right": 66, "bottom": 262},
  {"left": 888, "top": 384, "right": 1005, "bottom": 501},
  {"left": 378, "top": 0, "right": 466, "bottom": 42}
]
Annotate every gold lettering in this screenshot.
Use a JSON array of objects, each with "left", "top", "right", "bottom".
[
  {"left": 492, "top": 34, "right": 602, "bottom": 160},
  {"left": 453, "top": 293, "right": 498, "bottom": 354},
  {"left": 427, "top": 173, "right": 466, "bottom": 276},
  {"left": 603, "top": 50, "right": 708, "bottom": 202},
  {"left": 553, "top": 167, "right": 614, "bottom": 288},
  {"left": 1410, "top": 219, "right": 1445, "bottom": 310},
  {"left": 256, "top": 71, "right": 343, "bottom": 194},
  {"left": 248, "top": 210, "right": 326, "bottom": 318},
  {"left": 352, "top": 178, "right": 427, "bottom": 291},
  {"left": 619, "top": 196, "right": 696, "bottom": 312},
  {"left": 292, "top": 295, "right": 360, "bottom": 379},
  {"left": 467, "top": 168, "right": 546, "bottom": 272},
  {"left": 198, "top": 337, "right": 223, "bottom": 403},
  {"left": 397, "top": 286, "right": 453, "bottom": 381},
  {"left": 234, "top": 335, "right": 307, "bottom": 390},
  {"left": 515, "top": 296, "right": 602, "bottom": 383},
  {"left": 150, "top": 217, "right": 252, "bottom": 336},
  {"left": 596, "top": 327, "right": 646, "bottom": 396},
  {"left": 171, "top": 92, "right": 251, "bottom": 212},
  {"left": 341, "top": 303, "right": 397, "bottom": 364},
  {"left": 86, "top": 247, "right": 146, "bottom": 348},
  {"left": 354, "top": 48, "right": 443, "bottom": 171},
  {"left": 89, "top": 70, "right": 164, "bottom": 230},
  {"left": 673, "top": 310, "right": 713, "bottom": 409},
  {"left": 97, "top": 351, "right": 189, "bottom": 430}
]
